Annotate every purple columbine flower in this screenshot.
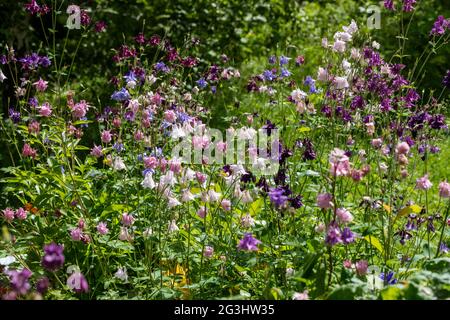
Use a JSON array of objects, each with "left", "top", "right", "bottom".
[
  {"left": 8, "top": 268, "right": 32, "bottom": 295},
  {"left": 124, "top": 71, "right": 137, "bottom": 83},
  {"left": 430, "top": 16, "right": 450, "bottom": 36},
  {"left": 67, "top": 272, "right": 89, "bottom": 294},
  {"left": 9, "top": 108, "right": 21, "bottom": 123},
  {"left": 440, "top": 243, "right": 449, "bottom": 253},
  {"left": 279, "top": 55, "right": 290, "bottom": 66},
  {"left": 41, "top": 243, "right": 65, "bottom": 271},
  {"left": 154, "top": 61, "right": 169, "bottom": 72},
  {"left": 111, "top": 88, "right": 131, "bottom": 101},
  {"left": 238, "top": 233, "right": 261, "bottom": 251},
  {"left": 402, "top": 0, "right": 416, "bottom": 12},
  {"left": 268, "top": 187, "right": 289, "bottom": 209},
  {"left": 380, "top": 271, "right": 398, "bottom": 285},
  {"left": 325, "top": 222, "right": 342, "bottom": 246},
  {"left": 36, "top": 276, "right": 50, "bottom": 294},
  {"left": 341, "top": 227, "right": 355, "bottom": 244},
  {"left": 384, "top": 0, "right": 395, "bottom": 10},
  {"left": 443, "top": 70, "right": 450, "bottom": 88},
  {"left": 263, "top": 70, "right": 276, "bottom": 81},
  {"left": 280, "top": 68, "right": 291, "bottom": 78},
  {"left": 268, "top": 55, "right": 277, "bottom": 64}
]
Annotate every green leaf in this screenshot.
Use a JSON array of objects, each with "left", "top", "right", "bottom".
[{"left": 364, "top": 235, "right": 384, "bottom": 253}]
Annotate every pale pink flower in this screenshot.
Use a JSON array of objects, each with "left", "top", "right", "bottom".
[
  {"left": 70, "top": 228, "right": 83, "bottom": 241},
  {"left": 101, "top": 130, "right": 112, "bottom": 143},
  {"left": 336, "top": 208, "right": 353, "bottom": 224},
  {"left": 3, "top": 208, "right": 15, "bottom": 222},
  {"left": 439, "top": 181, "right": 450, "bottom": 198},
  {"left": 292, "top": 290, "right": 309, "bottom": 300},
  {"left": 203, "top": 246, "right": 214, "bottom": 258},
  {"left": 90, "top": 145, "right": 103, "bottom": 158},
  {"left": 22, "top": 143, "right": 37, "bottom": 158},
  {"left": 416, "top": 174, "right": 432, "bottom": 190},
  {"left": 33, "top": 78, "right": 48, "bottom": 92},
  {"left": 144, "top": 156, "right": 158, "bottom": 169},
  {"left": 395, "top": 141, "right": 410, "bottom": 155},
  {"left": 39, "top": 102, "right": 52, "bottom": 117},
  {"left": 355, "top": 260, "right": 368, "bottom": 276},
  {"left": 221, "top": 199, "right": 231, "bottom": 211},
  {"left": 71, "top": 100, "right": 90, "bottom": 118},
  {"left": 97, "top": 222, "right": 109, "bottom": 235},
  {"left": 15, "top": 208, "right": 27, "bottom": 220},
  {"left": 121, "top": 213, "right": 135, "bottom": 226},
  {"left": 317, "top": 193, "right": 333, "bottom": 209},
  {"left": 164, "top": 110, "right": 176, "bottom": 123},
  {"left": 371, "top": 138, "right": 383, "bottom": 148}
]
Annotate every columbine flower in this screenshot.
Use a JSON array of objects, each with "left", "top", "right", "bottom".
[
  {"left": 2, "top": 208, "right": 15, "bottom": 222},
  {"left": 39, "top": 102, "right": 52, "bottom": 117},
  {"left": 380, "top": 271, "right": 397, "bottom": 285},
  {"left": 334, "top": 76, "right": 349, "bottom": 89},
  {"left": 112, "top": 157, "right": 126, "bottom": 171},
  {"left": 241, "top": 214, "right": 255, "bottom": 228},
  {"left": 90, "top": 145, "right": 103, "bottom": 158},
  {"left": 329, "top": 148, "right": 350, "bottom": 177},
  {"left": 317, "top": 193, "right": 333, "bottom": 209},
  {"left": 279, "top": 55, "right": 290, "bottom": 65},
  {"left": 269, "top": 187, "right": 288, "bottom": 209},
  {"left": 141, "top": 172, "right": 156, "bottom": 189},
  {"left": 196, "top": 78, "right": 207, "bottom": 89},
  {"left": 7, "top": 268, "right": 32, "bottom": 295},
  {"left": 15, "top": 208, "right": 27, "bottom": 220},
  {"left": 416, "top": 174, "right": 432, "bottom": 190},
  {"left": 0, "top": 68, "right": 7, "bottom": 82},
  {"left": 384, "top": 0, "right": 395, "bottom": 10},
  {"left": 292, "top": 290, "right": 309, "bottom": 300},
  {"left": 402, "top": 0, "right": 416, "bottom": 12},
  {"left": 439, "top": 181, "right": 450, "bottom": 198},
  {"left": 33, "top": 78, "right": 48, "bottom": 92},
  {"left": 115, "top": 267, "right": 128, "bottom": 282},
  {"left": 22, "top": 143, "right": 37, "bottom": 159},
  {"left": 203, "top": 246, "right": 214, "bottom": 258},
  {"left": 430, "top": 16, "right": 449, "bottom": 36},
  {"left": 325, "top": 222, "right": 342, "bottom": 246},
  {"left": 336, "top": 208, "right": 353, "bottom": 224},
  {"left": 291, "top": 89, "right": 307, "bottom": 103},
  {"left": 36, "top": 277, "right": 49, "bottom": 294},
  {"left": 70, "top": 228, "right": 83, "bottom": 241},
  {"left": 41, "top": 243, "right": 65, "bottom": 271},
  {"left": 168, "top": 220, "right": 179, "bottom": 233},
  {"left": 67, "top": 271, "right": 89, "bottom": 293},
  {"left": 97, "top": 222, "right": 109, "bottom": 235},
  {"left": 111, "top": 88, "right": 130, "bottom": 101},
  {"left": 355, "top": 260, "right": 368, "bottom": 276},
  {"left": 121, "top": 213, "right": 135, "bottom": 226},
  {"left": 341, "top": 227, "right": 355, "bottom": 244},
  {"left": 71, "top": 100, "right": 90, "bottom": 119},
  {"left": 238, "top": 233, "right": 261, "bottom": 251}
]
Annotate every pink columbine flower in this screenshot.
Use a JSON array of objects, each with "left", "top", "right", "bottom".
[
  {"left": 101, "top": 130, "right": 112, "bottom": 143},
  {"left": 343, "top": 260, "right": 353, "bottom": 269},
  {"left": 329, "top": 148, "right": 351, "bottom": 177},
  {"left": 395, "top": 141, "right": 410, "bottom": 155},
  {"left": 221, "top": 199, "right": 231, "bottom": 211},
  {"left": 70, "top": 228, "right": 83, "bottom": 241},
  {"left": 15, "top": 208, "right": 27, "bottom": 220},
  {"left": 355, "top": 260, "right": 368, "bottom": 276},
  {"left": 121, "top": 213, "right": 135, "bottom": 226},
  {"left": 416, "top": 174, "right": 433, "bottom": 190},
  {"left": 336, "top": 208, "right": 353, "bottom": 224},
  {"left": 292, "top": 290, "right": 309, "bottom": 300},
  {"left": 164, "top": 110, "right": 177, "bottom": 123},
  {"left": 90, "top": 145, "right": 103, "bottom": 158},
  {"left": 439, "top": 181, "right": 450, "bottom": 198},
  {"left": 169, "top": 158, "right": 182, "bottom": 174},
  {"left": 371, "top": 138, "right": 383, "bottom": 148},
  {"left": 197, "top": 208, "right": 207, "bottom": 219},
  {"left": 71, "top": 100, "right": 90, "bottom": 119},
  {"left": 3, "top": 208, "right": 15, "bottom": 222},
  {"left": 28, "top": 121, "right": 40, "bottom": 134},
  {"left": 39, "top": 102, "right": 52, "bottom": 117},
  {"left": 144, "top": 156, "right": 158, "bottom": 169},
  {"left": 134, "top": 130, "right": 144, "bottom": 141},
  {"left": 22, "top": 143, "right": 37, "bottom": 159},
  {"left": 97, "top": 222, "right": 109, "bottom": 235},
  {"left": 33, "top": 78, "right": 48, "bottom": 92},
  {"left": 203, "top": 246, "right": 214, "bottom": 258},
  {"left": 317, "top": 193, "right": 333, "bottom": 209}
]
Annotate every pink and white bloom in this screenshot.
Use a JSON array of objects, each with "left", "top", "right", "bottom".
[
  {"left": 15, "top": 208, "right": 27, "bottom": 220},
  {"left": 439, "top": 181, "right": 450, "bottom": 198},
  {"left": 97, "top": 222, "right": 109, "bottom": 235},
  {"left": 2, "top": 208, "right": 15, "bottom": 222},
  {"left": 336, "top": 208, "right": 353, "bottom": 224},
  {"left": 416, "top": 174, "right": 433, "bottom": 190},
  {"left": 33, "top": 78, "right": 48, "bottom": 92},
  {"left": 39, "top": 102, "right": 52, "bottom": 117},
  {"left": 317, "top": 193, "right": 333, "bottom": 209}
]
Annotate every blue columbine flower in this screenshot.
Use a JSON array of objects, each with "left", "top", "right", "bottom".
[
  {"left": 124, "top": 71, "right": 137, "bottom": 83},
  {"left": 268, "top": 55, "right": 277, "bottom": 64},
  {"left": 142, "top": 168, "right": 155, "bottom": 176},
  {"left": 196, "top": 78, "right": 208, "bottom": 89},
  {"left": 155, "top": 61, "right": 169, "bottom": 73},
  {"left": 279, "top": 55, "right": 290, "bottom": 66},
  {"left": 280, "top": 68, "right": 291, "bottom": 78},
  {"left": 263, "top": 70, "right": 276, "bottom": 81},
  {"left": 113, "top": 143, "right": 125, "bottom": 153},
  {"left": 380, "top": 271, "right": 398, "bottom": 285},
  {"left": 111, "top": 88, "right": 131, "bottom": 101}
]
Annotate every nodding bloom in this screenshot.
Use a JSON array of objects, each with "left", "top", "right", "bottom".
[
  {"left": 33, "top": 78, "right": 48, "bottom": 92},
  {"left": 316, "top": 193, "right": 333, "bottom": 209},
  {"left": 168, "top": 220, "right": 179, "bottom": 233},
  {"left": 141, "top": 172, "right": 156, "bottom": 189},
  {"left": 416, "top": 174, "right": 432, "bottom": 190},
  {"left": 221, "top": 199, "right": 231, "bottom": 211},
  {"left": 402, "top": 0, "right": 416, "bottom": 12},
  {"left": 395, "top": 141, "right": 410, "bottom": 155},
  {"left": 15, "top": 208, "right": 27, "bottom": 220},
  {"left": 164, "top": 110, "right": 177, "bottom": 123},
  {"left": 94, "top": 21, "right": 107, "bottom": 33},
  {"left": 355, "top": 260, "right": 368, "bottom": 276},
  {"left": 371, "top": 138, "right": 383, "bottom": 148},
  {"left": 325, "top": 222, "right": 342, "bottom": 246},
  {"left": 67, "top": 272, "right": 89, "bottom": 294},
  {"left": 36, "top": 277, "right": 50, "bottom": 295},
  {"left": 2, "top": 208, "right": 15, "bottom": 222},
  {"left": 329, "top": 148, "right": 351, "bottom": 177},
  {"left": 111, "top": 88, "right": 130, "bottom": 101},
  {"left": 341, "top": 227, "right": 355, "bottom": 244},
  {"left": 71, "top": 100, "right": 90, "bottom": 119},
  {"left": 97, "top": 222, "right": 109, "bottom": 235},
  {"left": 334, "top": 76, "right": 349, "bottom": 89},
  {"left": 196, "top": 78, "right": 207, "bottom": 89},
  {"left": 430, "top": 16, "right": 450, "bottom": 36},
  {"left": 268, "top": 187, "right": 288, "bottom": 209},
  {"left": 384, "top": 0, "right": 395, "bottom": 10},
  {"left": 380, "top": 271, "right": 397, "bottom": 285},
  {"left": 439, "top": 181, "right": 450, "bottom": 198},
  {"left": 101, "top": 130, "right": 112, "bottom": 143},
  {"left": 238, "top": 233, "right": 261, "bottom": 251},
  {"left": 22, "top": 143, "right": 37, "bottom": 159},
  {"left": 443, "top": 70, "right": 450, "bottom": 88},
  {"left": 336, "top": 208, "right": 353, "bottom": 224},
  {"left": 203, "top": 246, "right": 214, "bottom": 258},
  {"left": 115, "top": 267, "right": 128, "bottom": 282},
  {"left": 7, "top": 268, "right": 32, "bottom": 295},
  {"left": 90, "top": 145, "right": 103, "bottom": 158},
  {"left": 197, "top": 208, "right": 207, "bottom": 219},
  {"left": 279, "top": 55, "right": 290, "bottom": 66},
  {"left": 41, "top": 243, "right": 65, "bottom": 271},
  {"left": 241, "top": 214, "right": 255, "bottom": 228},
  {"left": 39, "top": 102, "right": 52, "bottom": 117},
  {"left": 70, "top": 228, "right": 83, "bottom": 241},
  {"left": 292, "top": 290, "right": 309, "bottom": 300},
  {"left": 0, "top": 68, "right": 7, "bottom": 82},
  {"left": 121, "top": 213, "right": 135, "bottom": 226}
]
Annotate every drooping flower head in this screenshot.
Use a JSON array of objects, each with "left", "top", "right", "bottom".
[
  {"left": 42, "top": 243, "right": 65, "bottom": 271},
  {"left": 416, "top": 174, "right": 432, "bottom": 190},
  {"left": 238, "top": 233, "right": 261, "bottom": 251}
]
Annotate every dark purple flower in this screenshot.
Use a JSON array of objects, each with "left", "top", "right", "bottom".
[
  {"left": 41, "top": 243, "right": 65, "bottom": 271},
  {"left": 238, "top": 233, "right": 261, "bottom": 251},
  {"left": 134, "top": 33, "right": 146, "bottom": 45},
  {"left": 280, "top": 68, "right": 291, "bottom": 78},
  {"left": 8, "top": 268, "right": 32, "bottom": 295},
  {"left": 430, "top": 16, "right": 449, "bottom": 36},
  {"left": 403, "top": 0, "right": 416, "bottom": 12},
  {"left": 24, "top": 0, "right": 41, "bottom": 15},
  {"left": 384, "top": 0, "right": 395, "bottom": 10},
  {"left": 148, "top": 35, "right": 161, "bottom": 46},
  {"left": 302, "top": 138, "right": 316, "bottom": 160},
  {"left": 443, "top": 70, "right": 450, "bottom": 88},
  {"left": 39, "top": 56, "right": 51, "bottom": 68},
  {"left": 268, "top": 55, "right": 277, "bottom": 64},
  {"left": 154, "top": 61, "right": 169, "bottom": 73},
  {"left": 289, "top": 195, "right": 303, "bottom": 209},
  {"left": 9, "top": 108, "right": 21, "bottom": 123},
  {"left": 94, "top": 21, "right": 107, "bottom": 33},
  {"left": 36, "top": 276, "right": 50, "bottom": 294},
  {"left": 351, "top": 96, "right": 365, "bottom": 110},
  {"left": 429, "top": 114, "right": 446, "bottom": 130},
  {"left": 80, "top": 10, "right": 91, "bottom": 26},
  {"left": 404, "top": 89, "right": 420, "bottom": 108}
]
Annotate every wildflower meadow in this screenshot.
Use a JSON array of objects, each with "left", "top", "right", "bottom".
[{"left": 0, "top": 0, "right": 449, "bottom": 302}]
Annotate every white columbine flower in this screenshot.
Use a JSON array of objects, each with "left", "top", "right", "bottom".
[
  {"left": 168, "top": 220, "right": 179, "bottom": 233},
  {"left": 291, "top": 89, "right": 307, "bottom": 103},
  {"left": 115, "top": 267, "right": 128, "bottom": 282},
  {"left": 141, "top": 173, "right": 156, "bottom": 189},
  {"left": 112, "top": 157, "right": 126, "bottom": 171},
  {"left": 334, "top": 76, "right": 349, "bottom": 89},
  {"left": 0, "top": 69, "right": 7, "bottom": 83}
]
